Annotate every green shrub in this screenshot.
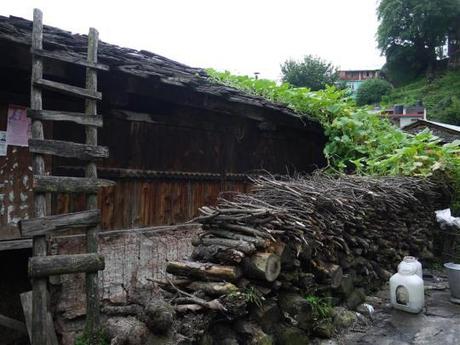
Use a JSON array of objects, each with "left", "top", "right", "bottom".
[{"left": 356, "top": 79, "right": 393, "bottom": 106}]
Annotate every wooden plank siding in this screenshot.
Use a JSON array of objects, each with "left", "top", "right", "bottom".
[{"left": 55, "top": 179, "right": 250, "bottom": 230}]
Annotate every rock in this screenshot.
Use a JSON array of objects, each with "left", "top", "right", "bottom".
[
  {"left": 209, "top": 323, "right": 240, "bottom": 345},
  {"left": 365, "top": 296, "right": 383, "bottom": 307},
  {"left": 346, "top": 288, "right": 366, "bottom": 310},
  {"left": 250, "top": 299, "right": 281, "bottom": 333},
  {"left": 278, "top": 293, "right": 313, "bottom": 331},
  {"left": 331, "top": 307, "right": 357, "bottom": 329},
  {"left": 356, "top": 303, "right": 375, "bottom": 319},
  {"left": 275, "top": 324, "right": 310, "bottom": 345},
  {"left": 105, "top": 316, "right": 149, "bottom": 345},
  {"left": 144, "top": 300, "right": 175, "bottom": 334},
  {"left": 338, "top": 274, "right": 354, "bottom": 298},
  {"left": 312, "top": 319, "right": 335, "bottom": 338},
  {"left": 233, "top": 320, "right": 274, "bottom": 345}
]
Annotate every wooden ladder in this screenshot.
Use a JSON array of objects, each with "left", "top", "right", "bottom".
[{"left": 18, "top": 9, "right": 114, "bottom": 345}]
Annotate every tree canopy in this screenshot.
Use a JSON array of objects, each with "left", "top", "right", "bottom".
[
  {"left": 356, "top": 79, "right": 393, "bottom": 106},
  {"left": 280, "top": 55, "right": 339, "bottom": 91},
  {"left": 377, "top": 0, "right": 460, "bottom": 83}
]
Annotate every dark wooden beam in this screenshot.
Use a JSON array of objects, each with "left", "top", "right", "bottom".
[
  {"left": 33, "top": 175, "right": 114, "bottom": 193},
  {"left": 31, "top": 48, "right": 109, "bottom": 71},
  {"left": 0, "top": 239, "right": 33, "bottom": 251},
  {"left": 29, "top": 139, "right": 109, "bottom": 160},
  {"left": 34, "top": 78, "right": 102, "bottom": 100},
  {"left": 27, "top": 109, "right": 103, "bottom": 127},
  {"left": 19, "top": 210, "right": 101, "bottom": 237},
  {"left": 29, "top": 253, "right": 105, "bottom": 278},
  {"left": 0, "top": 314, "right": 28, "bottom": 334}
]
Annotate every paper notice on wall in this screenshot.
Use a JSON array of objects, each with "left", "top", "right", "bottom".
[
  {"left": 0, "top": 131, "right": 7, "bottom": 156},
  {"left": 6, "top": 105, "right": 31, "bottom": 147}
]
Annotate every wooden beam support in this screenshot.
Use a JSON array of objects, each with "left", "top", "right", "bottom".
[
  {"left": 0, "top": 239, "right": 33, "bottom": 251},
  {"left": 33, "top": 175, "right": 114, "bottom": 193},
  {"left": 31, "top": 48, "right": 109, "bottom": 71},
  {"left": 34, "top": 78, "right": 102, "bottom": 100},
  {"left": 0, "top": 314, "right": 28, "bottom": 334},
  {"left": 30, "top": 8, "right": 48, "bottom": 345},
  {"left": 29, "top": 254, "right": 105, "bottom": 278},
  {"left": 19, "top": 210, "right": 101, "bottom": 237},
  {"left": 27, "top": 109, "right": 103, "bottom": 127},
  {"left": 29, "top": 139, "right": 109, "bottom": 160}
]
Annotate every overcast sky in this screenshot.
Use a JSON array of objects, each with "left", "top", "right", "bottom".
[{"left": 0, "top": 0, "right": 385, "bottom": 80}]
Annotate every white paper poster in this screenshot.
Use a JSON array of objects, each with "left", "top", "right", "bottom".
[
  {"left": 6, "top": 105, "right": 31, "bottom": 147},
  {"left": 0, "top": 131, "right": 6, "bottom": 156}
]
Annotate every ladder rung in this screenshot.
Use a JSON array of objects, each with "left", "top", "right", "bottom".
[
  {"left": 34, "top": 78, "right": 102, "bottom": 100},
  {"left": 27, "top": 109, "right": 103, "bottom": 127},
  {"left": 33, "top": 175, "right": 115, "bottom": 193},
  {"left": 29, "top": 253, "right": 105, "bottom": 278},
  {"left": 19, "top": 209, "right": 101, "bottom": 237},
  {"left": 29, "top": 139, "right": 109, "bottom": 160},
  {"left": 31, "top": 48, "right": 110, "bottom": 71}
]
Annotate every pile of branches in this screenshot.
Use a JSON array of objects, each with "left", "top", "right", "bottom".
[{"left": 162, "top": 174, "right": 449, "bottom": 343}]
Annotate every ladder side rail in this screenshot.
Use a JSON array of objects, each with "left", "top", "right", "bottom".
[
  {"left": 30, "top": 8, "right": 48, "bottom": 345},
  {"left": 84, "top": 27, "right": 101, "bottom": 341}
]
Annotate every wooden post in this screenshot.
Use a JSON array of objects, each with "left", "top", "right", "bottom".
[
  {"left": 85, "top": 27, "right": 100, "bottom": 341},
  {"left": 30, "top": 8, "right": 48, "bottom": 345}
]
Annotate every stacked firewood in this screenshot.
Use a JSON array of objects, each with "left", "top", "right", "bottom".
[{"left": 163, "top": 174, "right": 448, "bottom": 338}]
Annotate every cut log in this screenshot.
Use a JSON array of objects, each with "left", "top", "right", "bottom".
[
  {"left": 19, "top": 209, "right": 100, "bottom": 237},
  {"left": 207, "top": 230, "right": 268, "bottom": 248},
  {"left": 29, "top": 139, "right": 109, "bottom": 160},
  {"left": 33, "top": 175, "right": 114, "bottom": 193},
  {"left": 0, "top": 239, "right": 32, "bottom": 251},
  {"left": 222, "top": 223, "right": 274, "bottom": 239},
  {"left": 192, "top": 245, "right": 245, "bottom": 264},
  {"left": 242, "top": 253, "right": 281, "bottom": 282},
  {"left": 29, "top": 253, "right": 105, "bottom": 278},
  {"left": 34, "top": 78, "right": 102, "bottom": 100},
  {"left": 166, "top": 260, "right": 241, "bottom": 282},
  {"left": 27, "top": 109, "right": 103, "bottom": 127},
  {"left": 31, "top": 48, "right": 110, "bottom": 71},
  {"left": 192, "top": 237, "right": 256, "bottom": 255},
  {"left": 186, "top": 281, "right": 239, "bottom": 296},
  {"left": 312, "top": 260, "right": 343, "bottom": 289}
]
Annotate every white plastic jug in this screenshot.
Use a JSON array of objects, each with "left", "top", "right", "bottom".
[
  {"left": 390, "top": 259, "right": 424, "bottom": 313},
  {"left": 398, "top": 256, "right": 423, "bottom": 278}
]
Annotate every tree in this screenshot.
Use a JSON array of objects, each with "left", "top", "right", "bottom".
[
  {"left": 377, "top": 0, "right": 460, "bottom": 79},
  {"left": 356, "top": 79, "right": 392, "bottom": 106},
  {"left": 281, "top": 55, "right": 339, "bottom": 91}
]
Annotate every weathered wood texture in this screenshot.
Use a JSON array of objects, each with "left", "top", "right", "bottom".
[
  {"left": 29, "top": 253, "right": 105, "bottom": 278},
  {"left": 0, "top": 313, "right": 27, "bottom": 334},
  {"left": 166, "top": 260, "right": 242, "bottom": 281},
  {"left": 34, "top": 79, "right": 102, "bottom": 100},
  {"left": 31, "top": 48, "right": 109, "bottom": 71},
  {"left": 33, "top": 175, "right": 114, "bottom": 193},
  {"left": 84, "top": 27, "right": 101, "bottom": 341},
  {"left": 0, "top": 239, "right": 32, "bottom": 251},
  {"left": 19, "top": 209, "right": 100, "bottom": 237},
  {"left": 29, "top": 139, "right": 108, "bottom": 160},
  {"left": 27, "top": 109, "right": 103, "bottom": 127},
  {"left": 30, "top": 9, "right": 48, "bottom": 345}
]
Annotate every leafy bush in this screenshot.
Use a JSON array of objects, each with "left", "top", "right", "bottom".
[
  {"left": 281, "top": 55, "right": 339, "bottom": 91},
  {"left": 355, "top": 79, "right": 392, "bottom": 106},
  {"left": 206, "top": 69, "right": 460, "bottom": 205}
]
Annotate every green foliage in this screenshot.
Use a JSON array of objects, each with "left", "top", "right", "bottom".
[
  {"left": 356, "top": 79, "right": 393, "bottom": 106},
  {"left": 377, "top": 0, "right": 460, "bottom": 84},
  {"left": 280, "top": 55, "right": 339, "bottom": 91},
  {"left": 305, "top": 295, "right": 332, "bottom": 321},
  {"left": 240, "top": 287, "right": 265, "bottom": 308},
  {"left": 75, "top": 330, "right": 109, "bottom": 345},
  {"left": 383, "top": 71, "right": 460, "bottom": 125},
  {"left": 206, "top": 69, "right": 460, "bottom": 205}
]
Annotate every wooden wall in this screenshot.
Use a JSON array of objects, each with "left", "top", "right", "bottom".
[{"left": 0, "top": 42, "right": 326, "bottom": 237}]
